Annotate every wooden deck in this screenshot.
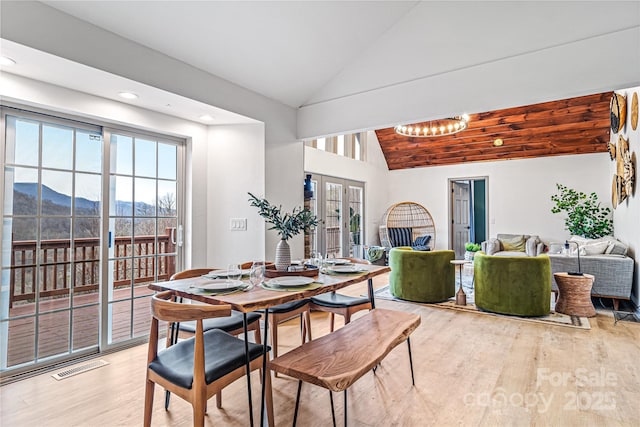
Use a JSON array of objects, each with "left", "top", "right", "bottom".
[{"left": 5, "top": 283, "right": 158, "bottom": 369}]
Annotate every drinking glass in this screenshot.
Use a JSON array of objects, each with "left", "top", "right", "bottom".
[
  {"left": 311, "top": 251, "right": 322, "bottom": 268},
  {"left": 226, "top": 263, "right": 242, "bottom": 281},
  {"left": 249, "top": 261, "right": 265, "bottom": 287}
]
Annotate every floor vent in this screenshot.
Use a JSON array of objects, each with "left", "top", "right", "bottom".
[{"left": 51, "top": 359, "right": 109, "bottom": 381}]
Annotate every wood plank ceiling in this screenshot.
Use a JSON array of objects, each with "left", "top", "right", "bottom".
[{"left": 375, "top": 91, "right": 612, "bottom": 170}]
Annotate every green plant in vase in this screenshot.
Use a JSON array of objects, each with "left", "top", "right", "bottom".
[
  {"left": 550, "top": 184, "right": 612, "bottom": 239},
  {"left": 464, "top": 242, "right": 481, "bottom": 261},
  {"left": 248, "top": 192, "right": 318, "bottom": 271}
]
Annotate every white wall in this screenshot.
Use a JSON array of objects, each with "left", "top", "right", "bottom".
[
  {"left": 385, "top": 152, "right": 611, "bottom": 250},
  {"left": 207, "top": 124, "right": 266, "bottom": 266},
  {"left": 610, "top": 87, "right": 640, "bottom": 308},
  {"left": 304, "top": 131, "right": 390, "bottom": 246}
]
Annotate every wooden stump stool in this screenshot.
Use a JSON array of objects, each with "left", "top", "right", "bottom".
[{"left": 553, "top": 272, "right": 596, "bottom": 317}]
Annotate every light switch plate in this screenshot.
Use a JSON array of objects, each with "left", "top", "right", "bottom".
[{"left": 230, "top": 218, "right": 247, "bottom": 231}]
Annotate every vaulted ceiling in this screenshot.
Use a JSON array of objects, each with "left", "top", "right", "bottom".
[
  {"left": 375, "top": 92, "right": 612, "bottom": 170},
  {"left": 37, "top": 1, "right": 638, "bottom": 110}
]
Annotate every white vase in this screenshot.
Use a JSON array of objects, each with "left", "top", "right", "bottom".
[
  {"left": 464, "top": 251, "right": 475, "bottom": 261},
  {"left": 275, "top": 239, "right": 291, "bottom": 271}
]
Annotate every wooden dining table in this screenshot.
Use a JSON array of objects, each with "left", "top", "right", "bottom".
[{"left": 148, "top": 263, "right": 390, "bottom": 427}]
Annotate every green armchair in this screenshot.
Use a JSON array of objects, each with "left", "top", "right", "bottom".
[
  {"left": 389, "top": 247, "right": 455, "bottom": 303},
  {"left": 474, "top": 252, "right": 551, "bottom": 316}
]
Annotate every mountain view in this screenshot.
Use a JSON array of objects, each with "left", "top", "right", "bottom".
[
  {"left": 11, "top": 182, "right": 155, "bottom": 216},
  {"left": 8, "top": 183, "right": 168, "bottom": 241}
]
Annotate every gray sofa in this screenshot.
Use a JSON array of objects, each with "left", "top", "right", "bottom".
[{"left": 547, "top": 236, "right": 634, "bottom": 310}]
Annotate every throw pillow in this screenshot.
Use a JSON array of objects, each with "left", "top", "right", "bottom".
[
  {"left": 525, "top": 236, "right": 541, "bottom": 256},
  {"left": 569, "top": 235, "right": 590, "bottom": 244},
  {"left": 485, "top": 240, "right": 499, "bottom": 255},
  {"left": 413, "top": 235, "right": 431, "bottom": 246},
  {"left": 388, "top": 227, "right": 413, "bottom": 247},
  {"left": 581, "top": 241, "right": 609, "bottom": 255},
  {"left": 605, "top": 239, "right": 628, "bottom": 256},
  {"left": 500, "top": 235, "right": 526, "bottom": 252}
]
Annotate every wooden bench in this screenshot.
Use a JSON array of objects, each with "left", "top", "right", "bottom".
[{"left": 268, "top": 308, "right": 421, "bottom": 426}]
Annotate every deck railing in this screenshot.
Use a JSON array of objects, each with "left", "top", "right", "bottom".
[{"left": 9, "top": 228, "right": 176, "bottom": 307}]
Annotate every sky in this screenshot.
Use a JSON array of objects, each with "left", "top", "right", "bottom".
[{"left": 6, "top": 117, "right": 177, "bottom": 205}]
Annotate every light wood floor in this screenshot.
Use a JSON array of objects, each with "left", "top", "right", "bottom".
[{"left": 2, "top": 274, "right": 639, "bottom": 426}]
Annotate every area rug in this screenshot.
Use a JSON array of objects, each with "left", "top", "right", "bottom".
[{"left": 374, "top": 285, "right": 590, "bottom": 330}]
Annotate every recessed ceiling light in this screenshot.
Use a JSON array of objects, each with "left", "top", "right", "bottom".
[
  {"left": 199, "top": 114, "right": 214, "bottom": 121},
  {"left": 493, "top": 138, "right": 504, "bottom": 147},
  {"left": 118, "top": 91, "right": 138, "bottom": 100},
  {"left": 0, "top": 56, "right": 17, "bottom": 66}
]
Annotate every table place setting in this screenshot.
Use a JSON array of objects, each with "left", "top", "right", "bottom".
[
  {"left": 202, "top": 269, "right": 250, "bottom": 279},
  {"left": 260, "top": 276, "right": 323, "bottom": 292},
  {"left": 323, "top": 264, "right": 368, "bottom": 275},
  {"left": 189, "top": 278, "right": 252, "bottom": 295},
  {"left": 323, "top": 258, "right": 353, "bottom": 266}
]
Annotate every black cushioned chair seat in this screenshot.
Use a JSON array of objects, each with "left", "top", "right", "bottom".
[
  {"left": 310, "top": 293, "right": 370, "bottom": 308},
  {"left": 149, "top": 329, "right": 268, "bottom": 390},
  {"left": 178, "top": 310, "right": 261, "bottom": 333},
  {"left": 263, "top": 299, "right": 310, "bottom": 314}
]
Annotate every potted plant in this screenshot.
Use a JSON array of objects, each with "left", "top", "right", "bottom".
[
  {"left": 550, "top": 184, "right": 613, "bottom": 238},
  {"left": 464, "top": 242, "right": 481, "bottom": 261},
  {"left": 248, "top": 193, "right": 318, "bottom": 271}
]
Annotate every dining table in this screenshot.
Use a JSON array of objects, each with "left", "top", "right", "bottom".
[{"left": 148, "top": 262, "right": 391, "bottom": 427}]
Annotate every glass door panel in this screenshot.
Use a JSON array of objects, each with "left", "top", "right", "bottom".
[
  {"left": 347, "top": 186, "right": 363, "bottom": 258},
  {"left": 1, "top": 113, "right": 102, "bottom": 371},
  {"left": 324, "top": 181, "right": 343, "bottom": 258},
  {"left": 106, "top": 132, "right": 179, "bottom": 344},
  {"left": 307, "top": 180, "right": 318, "bottom": 257}
]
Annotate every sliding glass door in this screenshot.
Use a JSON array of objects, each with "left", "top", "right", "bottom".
[{"left": 1, "top": 107, "right": 183, "bottom": 374}]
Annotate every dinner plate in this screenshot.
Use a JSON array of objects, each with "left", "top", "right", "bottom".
[
  {"left": 324, "top": 258, "right": 352, "bottom": 265},
  {"left": 204, "top": 269, "right": 250, "bottom": 278},
  {"left": 193, "top": 279, "right": 244, "bottom": 291},
  {"left": 328, "top": 265, "right": 367, "bottom": 274},
  {"left": 266, "top": 276, "right": 314, "bottom": 287}
]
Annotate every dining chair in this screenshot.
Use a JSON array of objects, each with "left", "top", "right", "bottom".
[
  {"left": 166, "top": 268, "right": 262, "bottom": 410},
  {"left": 241, "top": 261, "right": 312, "bottom": 369},
  {"left": 310, "top": 257, "right": 372, "bottom": 332},
  {"left": 169, "top": 268, "right": 262, "bottom": 346},
  {"left": 144, "top": 290, "right": 274, "bottom": 427}
]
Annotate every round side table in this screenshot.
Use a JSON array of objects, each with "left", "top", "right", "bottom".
[
  {"left": 451, "top": 260, "right": 468, "bottom": 305},
  {"left": 553, "top": 272, "right": 596, "bottom": 317}
]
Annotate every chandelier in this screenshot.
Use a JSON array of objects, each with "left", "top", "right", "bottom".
[{"left": 394, "top": 114, "right": 470, "bottom": 137}]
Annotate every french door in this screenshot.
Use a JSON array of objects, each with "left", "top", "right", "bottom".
[
  {"left": 307, "top": 174, "right": 364, "bottom": 259},
  {"left": 0, "top": 107, "right": 183, "bottom": 374}
]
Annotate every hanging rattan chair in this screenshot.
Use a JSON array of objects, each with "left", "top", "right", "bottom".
[{"left": 379, "top": 202, "right": 436, "bottom": 249}]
